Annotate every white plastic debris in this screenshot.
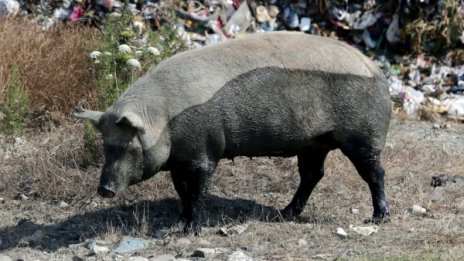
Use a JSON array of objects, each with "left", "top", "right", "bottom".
[
  {"left": 447, "top": 98, "right": 464, "bottom": 117},
  {"left": 403, "top": 86, "right": 425, "bottom": 115},
  {"left": 335, "top": 227, "right": 348, "bottom": 238},
  {"left": 349, "top": 224, "right": 379, "bottom": 236},
  {"left": 0, "top": 0, "right": 19, "bottom": 17},
  {"left": 411, "top": 204, "right": 427, "bottom": 215}
]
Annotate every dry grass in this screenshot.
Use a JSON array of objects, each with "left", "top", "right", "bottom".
[
  {"left": 0, "top": 118, "right": 463, "bottom": 259},
  {"left": 0, "top": 18, "right": 100, "bottom": 113}
]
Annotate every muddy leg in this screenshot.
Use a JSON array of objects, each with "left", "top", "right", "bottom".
[
  {"left": 341, "top": 143, "right": 390, "bottom": 223},
  {"left": 281, "top": 149, "right": 330, "bottom": 218},
  {"left": 171, "top": 159, "right": 216, "bottom": 234}
]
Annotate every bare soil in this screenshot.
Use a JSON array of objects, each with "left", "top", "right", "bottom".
[{"left": 1, "top": 116, "right": 464, "bottom": 260}]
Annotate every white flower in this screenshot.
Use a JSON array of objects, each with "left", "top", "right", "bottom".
[
  {"left": 147, "top": 46, "right": 160, "bottom": 55},
  {"left": 118, "top": 44, "right": 132, "bottom": 53},
  {"left": 103, "top": 51, "right": 112, "bottom": 56},
  {"left": 105, "top": 74, "right": 113, "bottom": 80},
  {"left": 89, "top": 51, "right": 102, "bottom": 59},
  {"left": 126, "top": 58, "right": 141, "bottom": 69}
]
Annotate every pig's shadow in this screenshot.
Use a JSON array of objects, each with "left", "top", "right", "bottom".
[{"left": 0, "top": 195, "right": 280, "bottom": 252}]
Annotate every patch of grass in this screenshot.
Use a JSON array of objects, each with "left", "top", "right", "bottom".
[
  {"left": 0, "top": 18, "right": 100, "bottom": 113},
  {"left": 1, "top": 64, "right": 29, "bottom": 135}
]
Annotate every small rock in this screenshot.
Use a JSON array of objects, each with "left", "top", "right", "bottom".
[
  {"left": 451, "top": 175, "right": 462, "bottom": 183},
  {"left": 58, "top": 201, "right": 69, "bottom": 208},
  {"left": 431, "top": 174, "right": 448, "bottom": 187},
  {"left": 350, "top": 208, "right": 360, "bottom": 214},
  {"left": 0, "top": 197, "right": 5, "bottom": 204},
  {"left": 411, "top": 204, "right": 427, "bottom": 215},
  {"left": 192, "top": 248, "right": 217, "bottom": 258},
  {"left": 150, "top": 254, "right": 177, "bottom": 261},
  {"left": 128, "top": 257, "right": 149, "bottom": 261},
  {"left": 298, "top": 239, "right": 308, "bottom": 246},
  {"left": 90, "top": 245, "right": 109, "bottom": 255},
  {"left": 349, "top": 225, "right": 378, "bottom": 236},
  {"left": 0, "top": 255, "right": 12, "bottom": 261},
  {"left": 72, "top": 256, "right": 84, "bottom": 261},
  {"left": 432, "top": 123, "right": 440, "bottom": 129},
  {"left": 227, "top": 250, "right": 253, "bottom": 261},
  {"left": 114, "top": 238, "right": 150, "bottom": 254},
  {"left": 219, "top": 224, "right": 249, "bottom": 236},
  {"left": 334, "top": 227, "right": 348, "bottom": 238},
  {"left": 429, "top": 189, "right": 443, "bottom": 202},
  {"left": 408, "top": 228, "right": 415, "bottom": 233},
  {"left": 153, "top": 230, "right": 167, "bottom": 239}
]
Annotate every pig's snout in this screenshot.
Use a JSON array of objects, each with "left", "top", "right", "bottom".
[{"left": 98, "top": 185, "right": 116, "bottom": 198}]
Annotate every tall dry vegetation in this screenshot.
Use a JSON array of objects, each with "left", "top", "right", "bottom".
[{"left": 0, "top": 18, "right": 100, "bottom": 113}]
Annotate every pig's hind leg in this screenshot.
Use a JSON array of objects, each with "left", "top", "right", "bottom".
[
  {"left": 281, "top": 148, "right": 331, "bottom": 218},
  {"left": 339, "top": 135, "right": 390, "bottom": 224}
]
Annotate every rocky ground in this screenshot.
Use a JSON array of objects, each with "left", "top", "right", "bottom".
[{"left": 1, "top": 116, "right": 464, "bottom": 260}]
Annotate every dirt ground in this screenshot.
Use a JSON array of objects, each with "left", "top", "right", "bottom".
[{"left": 1, "top": 116, "right": 464, "bottom": 260}]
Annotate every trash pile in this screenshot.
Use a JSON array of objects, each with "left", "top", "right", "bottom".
[
  {"left": 380, "top": 53, "right": 464, "bottom": 121},
  {"left": 1, "top": 0, "right": 464, "bottom": 120}
]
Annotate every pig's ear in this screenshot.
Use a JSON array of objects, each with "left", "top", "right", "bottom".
[
  {"left": 73, "top": 100, "right": 104, "bottom": 128},
  {"left": 115, "top": 112, "right": 145, "bottom": 134}
]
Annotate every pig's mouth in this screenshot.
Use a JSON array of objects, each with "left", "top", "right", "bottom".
[{"left": 97, "top": 185, "right": 117, "bottom": 198}]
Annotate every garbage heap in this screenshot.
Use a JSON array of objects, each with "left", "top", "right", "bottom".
[{"left": 1, "top": 0, "right": 464, "bottom": 120}]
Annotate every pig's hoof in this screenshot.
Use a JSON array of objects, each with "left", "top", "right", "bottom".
[
  {"left": 179, "top": 219, "right": 202, "bottom": 236},
  {"left": 364, "top": 213, "right": 391, "bottom": 224},
  {"left": 280, "top": 208, "right": 301, "bottom": 220}
]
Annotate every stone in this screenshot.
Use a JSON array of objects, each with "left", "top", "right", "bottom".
[
  {"left": 0, "top": 255, "right": 12, "bottom": 261},
  {"left": 0, "top": 197, "right": 5, "bottom": 204},
  {"left": 335, "top": 227, "right": 348, "bottom": 238},
  {"left": 114, "top": 238, "right": 150, "bottom": 254},
  {"left": 150, "top": 254, "right": 176, "bottom": 261},
  {"left": 227, "top": 250, "right": 253, "bottom": 261},
  {"left": 429, "top": 189, "right": 443, "bottom": 202},
  {"left": 349, "top": 225, "right": 379, "bottom": 236},
  {"left": 90, "top": 245, "right": 110, "bottom": 255},
  {"left": 350, "top": 208, "right": 360, "bottom": 214},
  {"left": 298, "top": 239, "right": 308, "bottom": 246},
  {"left": 431, "top": 174, "right": 448, "bottom": 187},
  {"left": 128, "top": 257, "right": 149, "bottom": 261},
  {"left": 411, "top": 204, "right": 427, "bottom": 215}
]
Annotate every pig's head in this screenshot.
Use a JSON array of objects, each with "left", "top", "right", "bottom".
[{"left": 73, "top": 101, "right": 170, "bottom": 198}]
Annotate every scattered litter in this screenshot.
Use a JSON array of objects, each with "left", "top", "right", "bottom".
[
  {"left": 219, "top": 224, "right": 249, "bottom": 236},
  {"left": 349, "top": 224, "right": 379, "bottom": 236},
  {"left": 334, "top": 227, "right": 348, "bottom": 238},
  {"left": 411, "top": 204, "right": 427, "bottom": 216}
]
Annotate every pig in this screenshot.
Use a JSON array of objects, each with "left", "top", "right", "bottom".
[{"left": 74, "top": 32, "right": 391, "bottom": 233}]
